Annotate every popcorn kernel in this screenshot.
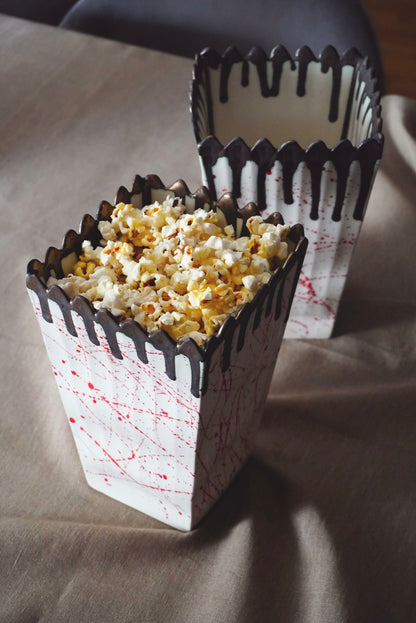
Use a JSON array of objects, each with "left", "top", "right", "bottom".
[{"left": 51, "top": 195, "right": 291, "bottom": 344}]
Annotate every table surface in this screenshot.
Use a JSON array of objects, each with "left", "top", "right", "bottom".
[{"left": 1, "top": 14, "right": 416, "bottom": 623}]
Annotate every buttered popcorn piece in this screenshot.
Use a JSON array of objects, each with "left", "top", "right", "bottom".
[{"left": 48, "top": 197, "right": 292, "bottom": 345}]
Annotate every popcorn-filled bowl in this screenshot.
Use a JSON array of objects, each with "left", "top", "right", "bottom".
[
  {"left": 27, "top": 175, "right": 307, "bottom": 530},
  {"left": 191, "top": 45, "right": 383, "bottom": 338}
]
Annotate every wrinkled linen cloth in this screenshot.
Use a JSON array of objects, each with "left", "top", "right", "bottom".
[{"left": 1, "top": 15, "right": 415, "bottom": 623}]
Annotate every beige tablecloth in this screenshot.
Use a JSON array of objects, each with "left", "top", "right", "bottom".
[{"left": 1, "top": 15, "right": 415, "bottom": 623}]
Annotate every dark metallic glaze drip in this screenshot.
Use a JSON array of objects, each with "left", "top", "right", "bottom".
[
  {"left": 149, "top": 330, "right": 177, "bottom": 381},
  {"left": 197, "top": 46, "right": 222, "bottom": 127},
  {"left": 247, "top": 47, "right": 270, "bottom": 97},
  {"left": 353, "top": 140, "right": 382, "bottom": 219},
  {"left": 219, "top": 47, "right": 245, "bottom": 103},
  {"left": 115, "top": 185, "right": 131, "bottom": 205},
  {"left": 279, "top": 142, "right": 305, "bottom": 206},
  {"left": 320, "top": 46, "right": 341, "bottom": 122},
  {"left": 252, "top": 139, "right": 275, "bottom": 214},
  {"left": 306, "top": 141, "right": 326, "bottom": 220},
  {"left": 214, "top": 192, "right": 238, "bottom": 230},
  {"left": 26, "top": 270, "right": 52, "bottom": 322},
  {"left": 270, "top": 45, "right": 295, "bottom": 96},
  {"left": 48, "top": 285, "right": 78, "bottom": 337},
  {"left": 330, "top": 141, "right": 356, "bottom": 221},
  {"left": 296, "top": 47, "right": 316, "bottom": 97},
  {"left": 177, "top": 339, "right": 203, "bottom": 397},
  {"left": 72, "top": 295, "right": 100, "bottom": 345},
  {"left": 197, "top": 134, "right": 383, "bottom": 219},
  {"left": 240, "top": 202, "right": 261, "bottom": 236},
  {"left": 120, "top": 319, "right": 149, "bottom": 364},
  {"left": 27, "top": 175, "right": 307, "bottom": 398},
  {"left": 241, "top": 58, "right": 249, "bottom": 87},
  {"left": 95, "top": 309, "right": 123, "bottom": 359},
  {"left": 197, "top": 136, "right": 222, "bottom": 201},
  {"left": 357, "top": 85, "right": 368, "bottom": 120},
  {"left": 265, "top": 212, "right": 284, "bottom": 226},
  {"left": 191, "top": 45, "right": 383, "bottom": 217},
  {"left": 224, "top": 138, "right": 251, "bottom": 198}
]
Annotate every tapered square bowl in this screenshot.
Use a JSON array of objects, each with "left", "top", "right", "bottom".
[
  {"left": 191, "top": 45, "right": 383, "bottom": 338},
  {"left": 27, "top": 175, "right": 307, "bottom": 529}
]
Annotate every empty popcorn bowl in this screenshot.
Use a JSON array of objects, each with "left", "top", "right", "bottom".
[
  {"left": 27, "top": 174, "right": 307, "bottom": 530},
  {"left": 191, "top": 45, "right": 383, "bottom": 338}
]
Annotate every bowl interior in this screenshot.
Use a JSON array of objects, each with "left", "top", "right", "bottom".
[{"left": 193, "top": 48, "right": 381, "bottom": 149}]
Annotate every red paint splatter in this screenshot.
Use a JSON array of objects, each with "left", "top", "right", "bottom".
[
  {"left": 298, "top": 274, "right": 334, "bottom": 316},
  {"left": 88, "top": 382, "right": 94, "bottom": 390},
  {"left": 69, "top": 417, "right": 76, "bottom": 423}
]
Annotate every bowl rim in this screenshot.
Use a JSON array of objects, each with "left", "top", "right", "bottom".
[
  {"left": 27, "top": 174, "right": 307, "bottom": 397},
  {"left": 190, "top": 44, "right": 383, "bottom": 147}
]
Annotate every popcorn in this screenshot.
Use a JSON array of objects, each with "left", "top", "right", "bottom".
[
  {"left": 241, "top": 275, "right": 259, "bottom": 292},
  {"left": 48, "top": 196, "right": 293, "bottom": 345}
]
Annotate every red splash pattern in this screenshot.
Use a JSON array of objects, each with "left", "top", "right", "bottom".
[
  {"left": 224, "top": 160, "right": 364, "bottom": 338},
  {"left": 28, "top": 265, "right": 297, "bottom": 529}
]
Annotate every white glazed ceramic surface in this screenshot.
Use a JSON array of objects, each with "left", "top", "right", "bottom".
[
  {"left": 28, "top": 256, "right": 300, "bottom": 530},
  {"left": 191, "top": 47, "right": 383, "bottom": 338},
  {"left": 27, "top": 177, "right": 306, "bottom": 529},
  {"left": 206, "top": 158, "right": 366, "bottom": 338}
]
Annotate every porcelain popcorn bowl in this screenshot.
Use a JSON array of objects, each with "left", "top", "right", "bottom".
[
  {"left": 27, "top": 174, "right": 307, "bottom": 530},
  {"left": 191, "top": 45, "right": 383, "bottom": 338}
]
